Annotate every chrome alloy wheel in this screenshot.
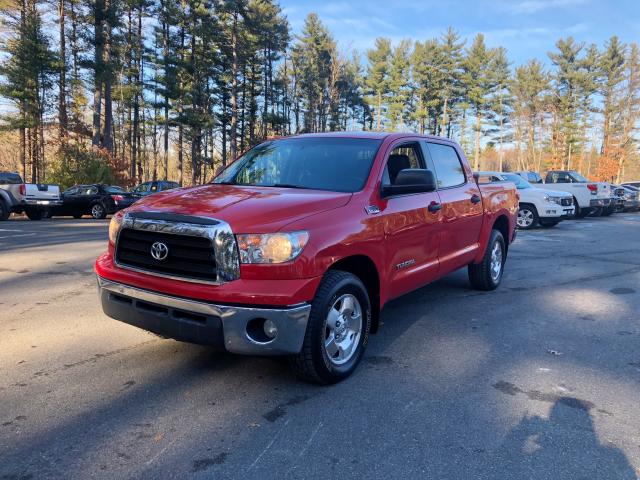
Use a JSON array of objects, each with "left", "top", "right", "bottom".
[
  {"left": 91, "top": 204, "right": 105, "bottom": 218},
  {"left": 324, "top": 294, "right": 362, "bottom": 366},
  {"left": 490, "top": 241, "right": 503, "bottom": 282},
  {"left": 517, "top": 208, "right": 534, "bottom": 228}
]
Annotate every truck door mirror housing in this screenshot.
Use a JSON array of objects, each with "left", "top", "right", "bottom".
[{"left": 382, "top": 169, "right": 437, "bottom": 197}]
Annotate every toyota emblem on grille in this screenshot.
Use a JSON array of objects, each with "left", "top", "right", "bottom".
[{"left": 150, "top": 241, "right": 169, "bottom": 261}]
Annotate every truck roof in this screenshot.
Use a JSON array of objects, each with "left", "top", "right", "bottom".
[{"left": 289, "top": 131, "right": 456, "bottom": 143}]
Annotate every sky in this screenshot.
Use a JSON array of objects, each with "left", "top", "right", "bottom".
[{"left": 281, "top": 0, "right": 640, "bottom": 66}]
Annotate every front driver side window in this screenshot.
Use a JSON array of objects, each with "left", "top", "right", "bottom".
[{"left": 382, "top": 143, "right": 424, "bottom": 186}]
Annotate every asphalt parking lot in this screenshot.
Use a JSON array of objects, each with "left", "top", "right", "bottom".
[{"left": 1, "top": 216, "right": 639, "bottom": 479}]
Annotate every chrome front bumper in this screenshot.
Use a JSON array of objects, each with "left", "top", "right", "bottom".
[{"left": 97, "top": 276, "right": 311, "bottom": 355}]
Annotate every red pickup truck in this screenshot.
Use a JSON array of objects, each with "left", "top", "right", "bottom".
[{"left": 96, "top": 133, "right": 518, "bottom": 383}]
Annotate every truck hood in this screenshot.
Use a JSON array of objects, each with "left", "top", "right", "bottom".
[
  {"left": 532, "top": 187, "right": 572, "bottom": 198},
  {"left": 125, "top": 184, "right": 352, "bottom": 233}
]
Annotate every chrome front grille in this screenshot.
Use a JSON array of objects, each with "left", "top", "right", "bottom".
[{"left": 115, "top": 212, "right": 240, "bottom": 284}]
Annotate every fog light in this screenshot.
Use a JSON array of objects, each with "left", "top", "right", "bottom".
[{"left": 264, "top": 319, "right": 278, "bottom": 339}]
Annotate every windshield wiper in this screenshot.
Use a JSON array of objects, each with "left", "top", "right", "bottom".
[{"left": 265, "top": 183, "right": 308, "bottom": 189}]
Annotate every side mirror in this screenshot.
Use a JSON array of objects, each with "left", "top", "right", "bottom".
[{"left": 382, "top": 169, "right": 437, "bottom": 197}]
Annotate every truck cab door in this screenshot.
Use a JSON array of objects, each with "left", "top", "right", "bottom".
[
  {"left": 379, "top": 141, "right": 442, "bottom": 299},
  {"left": 423, "top": 141, "right": 483, "bottom": 275}
]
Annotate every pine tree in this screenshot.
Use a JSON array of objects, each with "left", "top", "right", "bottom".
[
  {"left": 365, "top": 37, "right": 391, "bottom": 131},
  {"left": 510, "top": 59, "right": 550, "bottom": 171},
  {"left": 386, "top": 39, "right": 412, "bottom": 130},
  {"left": 487, "top": 47, "right": 512, "bottom": 171},
  {"left": 461, "top": 34, "right": 494, "bottom": 170},
  {"left": 599, "top": 36, "right": 626, "bottom": 156},
  {"left": 292, "top": 13, "right": 335, "bottom": 132},
  {"left": 0, "top": 0, "right": 56, "bottom": 181}
]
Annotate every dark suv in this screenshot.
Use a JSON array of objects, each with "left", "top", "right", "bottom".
[{"left": 131, "top": 181, "right": 179, "bottom": 199}]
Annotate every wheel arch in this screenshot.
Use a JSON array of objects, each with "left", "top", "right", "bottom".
[
  {"left": 328, "top": 254, "right": 381, "bottom": 334},
  {"left": 492, "top": 214, "right": 511, "bottom": 254}
]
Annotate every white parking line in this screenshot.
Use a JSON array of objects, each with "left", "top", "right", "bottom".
[
  {"left": 0, "top": 233, "right": 36, "bottom": 239},
  {"left": 0, "top": 228, "right": 22, "bottom": 232}
]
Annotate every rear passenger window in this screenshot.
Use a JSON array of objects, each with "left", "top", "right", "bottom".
[
  {"left": 0, "top": 172, "right": 23, "bottom": 184},
  {"left": 425, "top": 143, "right": 466, "bottom": 188}
]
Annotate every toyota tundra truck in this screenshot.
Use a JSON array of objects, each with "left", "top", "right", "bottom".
[{"left": 96, "top": 133, "right": 518, "bottom": 384}]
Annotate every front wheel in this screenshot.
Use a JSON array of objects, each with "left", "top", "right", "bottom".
[
  {"left": 468, "top": 229, "right": 506, "bottom": 291},
  {"left": 90, "top": 203, "right": 107, "bottom": 219},
  {"left": 517, "top": 204, "right": 538, "bottom": 229},
  {"left": 290, "top": 270, "right": 371, "bottom": 384}
]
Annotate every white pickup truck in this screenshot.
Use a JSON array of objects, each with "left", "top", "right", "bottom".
[
  {"left": 0, "top": 171, "right": 62, "bottom": 220},
  {"left": 515, "top": 170, "right": 611, "bottom": 218},
  {"left": 479, "top": 172, "right": 574, "bottom": 229}
]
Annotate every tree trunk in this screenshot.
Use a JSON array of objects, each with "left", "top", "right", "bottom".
[
  {"left": 229, "top": 11, "right": 238, "bottom": 161},
  {"left": 92, "top": 0, "right": 104, "bottom": 147},
  {"left": 442, "top": 96, "right": 448, "bottom": 137},
  {"left": 58, "top": 0, "right": 68, "bottom": 147},
  {"left": 474, "top": 112, "right": 481, "bottom": 170},
  {"left": 162, "top": 15, "right": 169, "bottom": 180},
  {"left": 376, "top": 92, "right": 381, "bottom": 131}
]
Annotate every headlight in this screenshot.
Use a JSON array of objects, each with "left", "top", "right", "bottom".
[
  {"left": 547, "top": 196, "right": 562, "bottom": 205},
  {"left": 108, "top": 214, "right": 123, "bottom": 244},
  {"left": 236, "top": 231, "right": 309, "bottom": 264}
]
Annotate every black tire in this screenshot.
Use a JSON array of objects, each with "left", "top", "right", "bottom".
[
  {"left": 589, "top": 207, "right": 603, "bottom": 217},
  {"left": 289, "top": 270, "right": 371, "bottom": 385},
  {"left": 468, "top": 229, "right": 506, "bottom": 291},
  {"left": 539, "top": 218, "right": 560, "bottom": 227},
  {"left": 517, "top": 203, "right": 539, "bottom": 230},
  {"left": 0, "top": 199, "right": 9, "bottom": 221},
  {"left": 90, "top": 203, "right": 107, "bottom": 219},
  {"left": 25, "top": 208, "right": 43, "bottom": 221},
  {"left": 602, "top": 206, "right": 614, "bottom": 216},
  {"left": 572, "top": 198, "right": 582, "bottom": 218}
]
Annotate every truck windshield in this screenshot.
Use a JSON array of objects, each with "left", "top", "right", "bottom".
[
  {"left": 503, "top": 173, "right": 531, "bottom": 189},
  {"left": 213, "top": 137, "right": 382, "bottom": 192},
  {"left": 570, "top": 171, "right": 589, "bottom": 182}
]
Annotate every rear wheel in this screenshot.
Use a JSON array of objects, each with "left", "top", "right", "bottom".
[
  {"left": 290, "top": 270, "right": 371, "bottom": 384},
  {"left": 90, "top": 203, "right": 106, "bottom": 219},
  {"left": 517, "top": 204, "right": 538, "bottom": 229},
  {"left": 25, "top": 208, "right": 43, "bottom": 221},
  {"left": 576, "top": 203, "right": 590, "bottom": 218},
  {"left": 0, "top": 199, "right": 9, "bottom": 221},
  {"left": 589, "top": 207, "right": 603, "bottom": 217},
  {"left": 469, "top": 229, "right": 506, "bottom": 291}
]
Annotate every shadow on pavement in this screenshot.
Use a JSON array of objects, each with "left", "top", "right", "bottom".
[{"left": 497, "top": 398, "right": 637, "bottom": 479}]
